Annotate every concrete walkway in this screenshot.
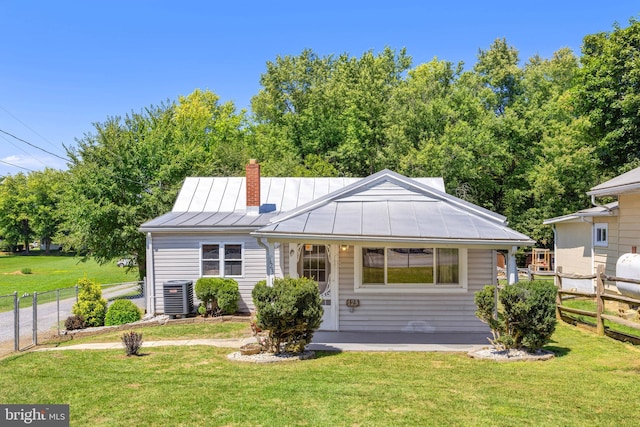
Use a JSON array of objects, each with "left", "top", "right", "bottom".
[{"left": 35, "top": 331, "right": 490, "bottom": 353}]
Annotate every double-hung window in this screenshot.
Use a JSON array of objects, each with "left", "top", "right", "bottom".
[
  {"left": 201, "top": 243, "right": 243, "bottom": 277},
  {"left": 594, "top": 223, "right": 608, "bottom": 247},
  {"left": 357, "top": 246, "right": 466, "bottom": 291}
]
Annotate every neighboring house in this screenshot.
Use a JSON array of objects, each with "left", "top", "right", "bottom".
[
  {"left": 544, "top": 166, "right": 640, "bottom": 291},
  {"left": 140, "top": 161, "right": 534, "bottom": 332}
]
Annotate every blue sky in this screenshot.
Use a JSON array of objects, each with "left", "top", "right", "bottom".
[{"left": 0, "top": 1, "right": 638, "bottom": 176}]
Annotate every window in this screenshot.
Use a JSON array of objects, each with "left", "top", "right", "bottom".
[
  {"left": 299, "top": 244, "right": 330, "bottom": 301},
  {"left": 300, "top": 245, "right": 327, "bottom": 284},
  {"left": 201, "top": 243, "right": 243, "bottom": 277},
  {"left": 594, "top": 223, "right": 608, "bottom": 247},
  {"left": 359, "top": 246, "right": 463, "bottom": 289}
]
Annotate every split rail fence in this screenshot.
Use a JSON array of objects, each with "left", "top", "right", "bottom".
[{"left": 556, "top": 265, "right": 640, "bottom": 345}]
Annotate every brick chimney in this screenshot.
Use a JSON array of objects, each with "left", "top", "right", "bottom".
[{"left": 246, "top": 159, "right": 260, "bottom": 215}]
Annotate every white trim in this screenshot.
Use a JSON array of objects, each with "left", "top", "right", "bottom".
[
  {"left": 353, "top": 246, "right": 468, "bottom": 293},
  {"left": 593, "top": 223, "right": 608, "bottom": 247},
  {"left": 199, "top": 241, "right": 245, "bottom": 278}
]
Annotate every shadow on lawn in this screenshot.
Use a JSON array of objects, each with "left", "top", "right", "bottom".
[{"left": 545, "top": 342, "right": 571, "bottom": 357}]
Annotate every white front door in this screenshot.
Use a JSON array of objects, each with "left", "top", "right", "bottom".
[{"left": 291, "top": 244, "right": 337, "bottom": 330}]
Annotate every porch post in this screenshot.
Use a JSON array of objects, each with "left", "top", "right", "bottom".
[
  {"left": 288, "top": 243, "right": 301, "bottom": 278},
  {"left": 267, "top": 242, "right": 276, "bottom": 286},
  {"left": 145, "top": 232, "right": 156, "bottom": 315},
  {"left": 508, "top": 246, "right": 518, "bottom": 284},
  {"left": 258, "top": 238, "right": 276, "bottom": 286}
]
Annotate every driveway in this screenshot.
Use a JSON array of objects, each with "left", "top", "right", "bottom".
[{"left": 0, "top": 283, "right": 145, "bottom": 348}]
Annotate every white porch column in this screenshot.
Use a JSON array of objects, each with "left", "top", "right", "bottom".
[
  {"left": 145, "top": 232, "right": 156, "bottom": 315},
  {"left": 257, "top": 238, "right": 276, "bottom": 286},
  {"left": 508, "top": 246, "right": 518, "bottom": 285},
  {"left": 288, "top": 243, "right": 301, "bottom": 278}
]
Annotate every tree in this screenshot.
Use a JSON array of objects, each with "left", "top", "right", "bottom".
[
  {"left": 28, "top": 168, "right": 67, "bottom": 254},
  {"left": 251, "top": 48, "right": 411, "bottom": 176},
  {"left": 0, "top": 173, "right": 33, "bottom": 252},
  {"left": 63, "top": 90, "right": 247, "bottom": 279},
  {"left": 474, "top": 38, "right": 523, "bottom": 115},
  {"left": 574, "top": 18, "right": 640, "bottom": 172}
]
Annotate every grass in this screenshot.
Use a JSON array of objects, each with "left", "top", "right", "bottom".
[
  {"left": 0, "top": 253, "right": 138, "bottom": 295},
  {"left": 1, "top": 322, "right": 639, "bottom": 426},
  {"left": 561, "top": 297, "right": 640, "bottom": 338},
  {"left": 53, "top": 322, "right": 252, "bottom": 347}
]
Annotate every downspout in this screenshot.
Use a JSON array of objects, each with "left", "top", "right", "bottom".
[
  {"left": 257, "top": 237, "right": 275, "bottom": 287},
  {"left": 590, "top": 195, "right": 613, "bottom": 212}
]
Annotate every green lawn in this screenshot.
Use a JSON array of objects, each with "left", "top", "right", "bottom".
[
  {"left": 561, "top": 298, "right": 640, "bottom": 338},
  {"left": 1, "top": 322, "right": 639, "bottom": 426},
  {"left": 0, "top": 253, "right": 138, "bottom": 295}
]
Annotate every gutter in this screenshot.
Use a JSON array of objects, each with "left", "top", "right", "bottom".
[
  {"left": 250, "top": 232, "right": 534, "bottom": 248},
  {"left": 590, "top": 195, "right": 614, "bottom": 213}
]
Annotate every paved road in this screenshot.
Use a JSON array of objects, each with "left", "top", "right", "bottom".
[{"left": 0, "top": 283, "right": 145, "bottom": 348}]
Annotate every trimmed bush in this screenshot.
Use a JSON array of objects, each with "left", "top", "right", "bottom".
[
  {"left": 105, "top": 299, "right": 142, "bottom": 326},
  {"left": 72, "top": 278, "right": 107, "bottom": 327},
  {"left": 64, "top": 315, "right": 86, "bottom": 330},
  {"left": 20, "top": 267, "right": 32, "bottom": 275},
  {"left": 475, "top": 280, "right": 557, "bottom": 351},
  {"left": 121, "top": 331, "right": 143, "bottom": 356},
  {"left": 195, "top": 278, "right": 239, "bottom": 316},
  {"left": 252, "top": 277, "right": 323, "bottom": 354}
]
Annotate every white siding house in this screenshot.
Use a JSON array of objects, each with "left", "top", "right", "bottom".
[{"left": 140, "top": 162, "right": 534, "bottom": 333}]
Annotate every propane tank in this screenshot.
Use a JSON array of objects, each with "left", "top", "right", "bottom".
[{"left": 615, "top": 253, "right": 640, "bottom": 299}]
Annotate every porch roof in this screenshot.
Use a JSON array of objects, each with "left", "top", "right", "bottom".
[{"left": 252, "top": 170, "right": 534, "bottom": 247}]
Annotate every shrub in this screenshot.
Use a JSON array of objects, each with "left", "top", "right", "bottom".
[
  {"left": 215, "top": 279, "right": 240, "bottom": 314},
  {"left": 197, "top": 304, "right": 207, "bottom": 316},
  {"left": 20, "top": 267, "right": 32, "bottom": 275},
  {"left": 475, "top": 281, "right": 557, "bottom": 351},
  {"left": 64, "top": 315, "right": 86, "bottom": 330},
  {"left": 72, "top": 278, "right": 107, "bottom": 327},
  {"left": 105, "top": 299, "right": 142, "bottom": 326},
  {"left": 121, "top": 331, "right": 143, "bottom": 356},
  {"left": 195, "top": 278, "right": 240, "bottom": 316},
  {"left": 252, "top": 277, "right": 323, "bottom": 354}
]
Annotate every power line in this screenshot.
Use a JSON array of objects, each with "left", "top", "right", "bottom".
[
  {"left": 0, "top": 105, "right": 68, "bottom": 156},
  {"left": 0, "top": 158, "right": 35, "bottom": 173},
  {"left": 0, "top": 134, "right": 48, "bottom": 167},
  {"left": 0, "top": 129, "right": 69, "bottom": 162}
]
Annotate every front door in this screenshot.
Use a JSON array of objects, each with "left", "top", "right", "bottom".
[{"left": 297, "top": 244, "right": 336, "bottom": 330}]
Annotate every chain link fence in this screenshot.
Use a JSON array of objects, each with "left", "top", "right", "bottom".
[{"left": 0, "top": 282, "right": 144, "bottom": 353}]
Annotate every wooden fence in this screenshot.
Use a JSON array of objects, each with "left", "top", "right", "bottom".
[{"left": 556, "top": 265, "right": 640, "bottom": 345}]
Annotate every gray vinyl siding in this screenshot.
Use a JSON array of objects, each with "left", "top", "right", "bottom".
[
  {"left": 150, "top": 232, "right": 277, "bottom": 314},
  {"left": 336, "top": 247, "right": 491, "bottom": 333}
]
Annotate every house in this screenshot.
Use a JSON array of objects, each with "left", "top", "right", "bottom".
[
  {"left": 140, "top": 161, "right": 534, "bottom": 332},
  {"left": 543, "top": 166, "right": 640, "bottom": 291}
]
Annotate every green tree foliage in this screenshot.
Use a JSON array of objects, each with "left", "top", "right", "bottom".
[
  {"left": 251, "top": 48, "right": 411, "bottom": 176},
  {"left": 63, "top": 90, "right": 247, "bottom": 278},
  {"left": 0, "top": 173, "right": 33, "bottom": 252},
  {"left": 72, "top": 278, "right": 108, "bottom": 327},
  {"left": 252, "top": 277, "right": 323, "bottom": 354},
  {"left": 574, "top": 18, "right": 640, "bottom": 172},
  {"left": 27, "top": 169, "right": 67, "bottom": 254}
]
